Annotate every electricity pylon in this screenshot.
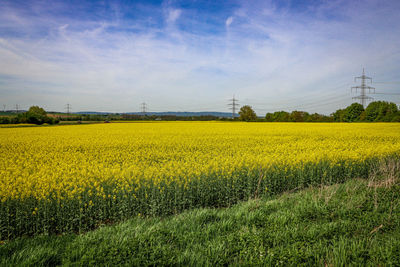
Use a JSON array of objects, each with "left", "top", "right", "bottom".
[
  {"left": 351, "top": 68, "right": 375, "bottom": 107},
  {"left": 65, "top": 104, "right": 71, "bottom": 115},
  {"left": 228, "top": 95, "right": 239, "bottom": 118},
  {"left": 140, "top": 102, "right": 147, "bottom": 115}
]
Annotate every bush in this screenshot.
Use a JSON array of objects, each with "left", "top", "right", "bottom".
[{"left": 0, "top": 117, "right": 10, "bottom": 124}]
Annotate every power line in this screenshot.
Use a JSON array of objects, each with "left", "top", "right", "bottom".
[
  {"left": 374, "top": 93, "right": 400, "bottom": 95},
  {"left": 244, "top": 83, "right": 351, "bottom": 106},
  {"left": 3, "top": 105, "right": 5, "bottom": 112},
  {"left": 227, "top": 95, "right": 239, "bottom": 118},
  {"left": 254, "top": 90, "right": 400, "bottom": 113},
  {"left": 254, "top": 96, "right": 351, "bottom": 112},
  {"left": 247, "top": 94, "right": 351, "bottom": 111},
  {"left": 351, "top": 68, "right": 375, "bottom": 107},
  {"left": 15, "top": 104, "right": 19, "bottom": 113},
  {"left": 373, "top": 82, "right": 400, "bottom": 84}
]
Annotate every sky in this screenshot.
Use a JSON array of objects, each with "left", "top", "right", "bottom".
[{"left": 0, "top": 0, "right": 400, "bottom": 115}]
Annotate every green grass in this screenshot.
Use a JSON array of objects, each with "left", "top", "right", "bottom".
[{"left": 1, "top": 164, "right": 399, "bottom": 266}]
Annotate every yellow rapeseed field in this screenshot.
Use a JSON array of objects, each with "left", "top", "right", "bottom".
[{"left": 1, "top": 122, "right": 400, "bottom": 238}]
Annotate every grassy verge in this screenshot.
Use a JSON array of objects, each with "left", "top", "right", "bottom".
[{"left": 1, "top": 160, "right": 399, "bottom": 266}]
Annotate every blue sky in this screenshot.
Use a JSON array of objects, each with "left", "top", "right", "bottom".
[{"left": 0, "top": 0, "right": 399, "bottom": 114}]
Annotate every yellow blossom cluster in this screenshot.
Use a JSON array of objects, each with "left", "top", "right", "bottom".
[{"left": 1, "top": 122, "right": 399, "bottom": 202}]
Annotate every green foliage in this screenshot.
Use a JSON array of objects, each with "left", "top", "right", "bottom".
[
  {"left": 266, "top": 110, "right": 333, "bottom": 122},
  {"left": 392, "top": 115, "right": 400, "bottom": 122},
  {"left": 265, "top": 111, "right": 291, "bottom": 122},
  {"left": 0, "top": 106, "right": 59, "bottom": 125},
  {"left": 0, "top": 117, "right": 11, "bottom": 124},
  {"left": 1, "top": 169, "right": 400, "bottom": 266},
  {"left": 28, "top": 106, "right": 47, "bottom": 116},
  {"left": 265, "top": 102, "right": 399, "bottom": 123},
  {"left": 331, "top": 102, "right": 400, "bottom": 122},
  {"left": 290, "top": 111, "right": 309, "bottom": 122},
  {"left": 331, "top": 109, "right": 344, "bottom": 122},
  {"left": 24, "top": 106, "right": 49, "bottom": 125},
  {"left": 307, "top": 112, "right": 333, "bottom": 122},
  {"left": 344, "top": 103, "right": 364, "bottom": 122},
  {"left": 239, "top": 105, "right": 257, "bottom": 121},
  {"left": 366, "top": 101, "right": 399, "bottom": 122}
]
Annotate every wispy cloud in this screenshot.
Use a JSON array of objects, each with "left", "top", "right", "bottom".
[
  {"left": 0, "top": 0, "right": 399, "bottom": 113},
  {"left": 225, "top": 16, "right": 233, "bottom": 27},
  {"left": 167, "top": 9, "right": 182, "bottom": 23}
]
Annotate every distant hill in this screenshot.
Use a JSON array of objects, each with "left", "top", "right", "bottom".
[
  {"left": 76, "top": 111, "right": 235, "bottom": 117},
  {"left": 1, "top": 110, "right": 28, "bottom": 114},
  {"left": 75, "top": 111, "right": 112, "bottom": 115}
]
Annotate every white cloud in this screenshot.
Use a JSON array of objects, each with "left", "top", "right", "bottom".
[
  {"left": 0, "top": 1, "right": 399, "bottom": 114},
  {"left": 58, "top": 24, "right": 68, "bottom": 31},
  {"left": 225, "top": 16, "right": 233, "bottom": 27},
  {"left": 167, "top": 9, "right": 182, "bottom": 23}
]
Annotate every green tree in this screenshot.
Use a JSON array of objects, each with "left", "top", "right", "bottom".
[
  {"left": 307, "top": 113, "right": 332, "bottom": 122},
  {"left": 344, "top": 103, "right": 364, "bottom": 122},
  {"left": 365, "top": 102, "right": 380, "bottom": 121},
  {"left": 392, "top": 113, "right": 400, "bottom": 122},
  {"left": 19, "top": 106, "right": 57, "bottom": 125},
  {"left": 365, "top": 101, "right": 398, "bottom": 122},
  {"left": 331, "top": 109, "right": 345, "bottom": 122},
  {"left": 273, "top": 111, "right": 290, "bottom": 122},
  {"left": 359, "top": 111, "right": 366, "bottom": 121},
  {"left": 265, "top": 113, "right": 274, "bottom": 122},
  {"left": 28, "top": 106, "right": 48, "bottom": 124},
  {"left": 290, "top": 111, "right": 309, "bottom": 122},
  {"left": 384, "top": 103, "right": 398, "bottom": 121},
  {"left": 239, "top": 105, "right": 257, "bottom": 121}
]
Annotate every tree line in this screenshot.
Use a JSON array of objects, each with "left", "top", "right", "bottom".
[
  {"left": 1, "top": 101, "right": 399, "bottom": 124},
  {"left": 261, "top": 101, "right": 400, "bottom": 122},
  {"left": 0, "top": 106, "right": 59, "bottom": 125}
]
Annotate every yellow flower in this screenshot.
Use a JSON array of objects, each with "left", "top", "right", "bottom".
[{"left": 0, "top": 122, "right": 399, "bottom": 203}]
